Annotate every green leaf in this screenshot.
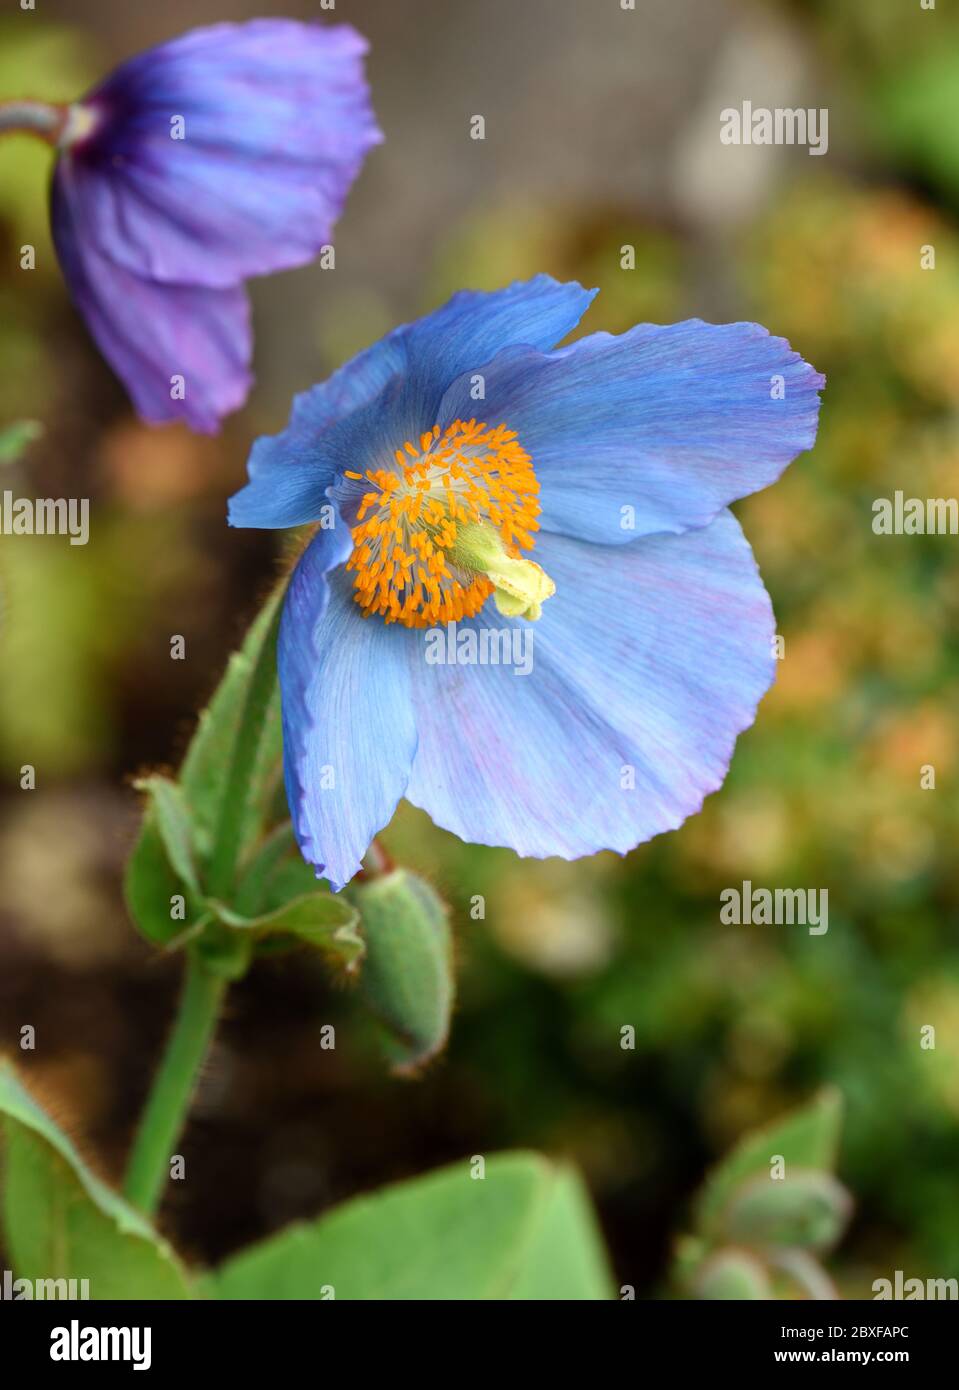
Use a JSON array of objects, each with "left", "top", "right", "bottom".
[
  {"left": 350, "top": 870, "right": 454, "bottom": 1074},
  {"left": 124, "top": 811, "right": 190, "bottom": 946},
  {"left": 694, "top": 1089, "right": 843, "bottom": 1238},
  {"left": 505, "top": 1164, "right": 617, "bottom": 1300},
  {"left": 0, "top": 1062, "right": 192, "bottom": 1300},
  {"left": 124, "top": 586, "right": 286, "bottom": 948},
  {"left": 134, "top": 775, "right": 202, "bottom": 896},
  {"left": 209, "top": 893, "right": 364, "bottom": 973},
  {"left": 202, "top": 1152, "right": 614, "bottom": 1300},
  {"left": 234, "top": 821, "right": 317, "bottom": 917},
  {"left": 0, "top": 420, "right": 41, "bottom": 465},
  {"left": 722, "top": 1170, "right": 853, "bottom": 1252},
  {"left": 179, "top": 584, "right": 284, "bottom": 864}
]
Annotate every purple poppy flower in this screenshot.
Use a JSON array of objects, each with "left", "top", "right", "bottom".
[
  {"left": 38, "top": 20, "right": 380, "bottom": 432},
  {"left": 229, "top": 277, "right": 824, "bottom": 890}
]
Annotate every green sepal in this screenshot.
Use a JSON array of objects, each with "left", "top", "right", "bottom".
[{"left": 349, "top": 869, "right": 454, "bottom": 1074}]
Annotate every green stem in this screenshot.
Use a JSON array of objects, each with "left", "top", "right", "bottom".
[
  {"left": 122, "top": 951, "right": 226, "bottom": 1214},
  {"left": 123, "top": 586, "right": 285, "bottom": 1213}
]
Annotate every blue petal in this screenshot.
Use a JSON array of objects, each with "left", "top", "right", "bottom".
[
  {"left": 63, "top": 21, "right": 381, "bottom": 289},
  {"left": 361, "top": 277, "right": 597, "bottom": 455},
  {"left": 279, "top": 532, "right": 417, "bottom": 890},
  {"left": 230, "top": 277, "right": 596, "bottom": 530},
  {"left": 395, "top": 276, "right": 597, "bottom": 421},
  {"left": 52, "top": 171, "right": 251, "bottom": 433},
  {"left": 403, "top": 511, "right": 775, "bottom": 858},
  {"left": 228, "top": 336, "right": 406, "bottom": 529},
  {"left": 436, "top": 321, "right": 824, "bottom": 543}
]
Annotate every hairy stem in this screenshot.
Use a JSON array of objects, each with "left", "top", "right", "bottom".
[
  {"left": 0, "top": 101, "right": 63, "bottom": 140},
  {"left": 123, "top": 951, "right": 226, "bottom": 1215}
]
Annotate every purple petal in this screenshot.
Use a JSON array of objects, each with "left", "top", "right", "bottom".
[
  {"left": 61, "top": 20, "right": 381, "bottom": 289},
  {"left": 52, "top": 169, "right": 252, "bottom": 433}
]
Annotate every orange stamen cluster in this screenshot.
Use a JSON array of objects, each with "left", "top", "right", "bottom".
[{"left": 344, "top": 418, "right": 540, "bottom": 627}]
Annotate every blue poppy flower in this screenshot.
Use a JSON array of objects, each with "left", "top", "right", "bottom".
[
  {"left": 47, "top": 20, "right": 380, "bottom": 432},
  {"left": 229, "top": 277, "right": 824, "bottom": 890}
]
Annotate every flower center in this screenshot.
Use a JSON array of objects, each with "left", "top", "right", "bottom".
[{"left": 344, "top": 418, "right": 555, "bottom": 628}]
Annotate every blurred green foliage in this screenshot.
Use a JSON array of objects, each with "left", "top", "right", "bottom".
[{"left": 675, "top": 1090, "right": 851, "bottom": 1299}]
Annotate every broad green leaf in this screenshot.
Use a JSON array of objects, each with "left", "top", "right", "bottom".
[
  {"left": 134, "top": 775, "right": 202, "bottom": 895},
  {"left": 505, "top": 1163, "right": 617, "bottom": 1300},
  {"left": 202, "top": 1152, "right": 614, "bottom": 1301},
  {"left": 695, "top": 1089, "right": 843, "bottom": 1237},
  {"left": 179, "top": 584, "right": 284, "bottom": 861},
  {"left": 0, "top": 1062, "right": 192, "bottom": 1300},
  {"left": 0, "top": 420, "right": 40, "bottom": 465},
  {"left": 350, "top": 869, "right": 454, "bottom": 1073},
  {"left": 209, "top": 893, "right": 364, "bottom": 973}
]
